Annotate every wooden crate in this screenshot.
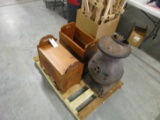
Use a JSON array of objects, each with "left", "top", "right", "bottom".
[
  {"left": 59, "top": 22, "right": 98, "bottom": 61},
  {"left": 34, "top": 56, "right": 123, "bottom": 120}
]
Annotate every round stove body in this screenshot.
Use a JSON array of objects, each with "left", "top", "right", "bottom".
[{"left": 88, "top": 35, "right": 131, "bottom": 85}]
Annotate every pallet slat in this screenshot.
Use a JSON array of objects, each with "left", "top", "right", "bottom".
[
  {"left": 64, "top": 99, "right": 78, "bottom": 114},
  {"left": 70, "top": 89, "right": 94, "bottom": 109},
  {"left": 62, "top": 81, "right": 86, "bottom": 99}
]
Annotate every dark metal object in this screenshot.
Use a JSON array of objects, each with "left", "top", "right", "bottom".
[
  {"left": 43, "top": 0, "right": 67, "bottom": 18},
  {"left": 83, "top": 73, "right": 114, "bottom": 97},
  {"left": 88, "top": 35, "right": 131, "bottom": 85},
  {"left": 88, "top": 50, "right": 124, "bottom": 85},
  {"left": 139, "top": 11, "right": 160, "bottom": 48},
  {"left": 98, "top": 35, "right": 131, "bottom": 58},
  {"left": 87, "top": 35, "right": 131, "bottom": 97},
  {"left": 141, "top": 11, "right": 160, "bottom": 39}
]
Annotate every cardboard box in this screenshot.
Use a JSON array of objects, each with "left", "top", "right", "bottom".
[
  {"left": 76, "top": 9, "right": 120, "bottom": 39},
  {"left": 128, "top": 25, "right": 147, "bottom": 48}
]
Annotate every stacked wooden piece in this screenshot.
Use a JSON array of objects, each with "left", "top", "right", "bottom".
[
  {"left": 76, "top": 0, "right": 126, "bottom": 39},
  {"left": 80, "top": 0, "right": 126, "bottom": 24}
]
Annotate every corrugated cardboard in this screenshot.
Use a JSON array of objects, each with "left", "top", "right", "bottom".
[
  {"left": 128, "top": 25, "right": 147, "bottom": 48},
  {"left": 76, "top": 9, "right": 120, "bottom": 39}
]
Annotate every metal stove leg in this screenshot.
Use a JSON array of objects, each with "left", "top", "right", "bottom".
[{"left": 139, "top": 11, "right": 160, "bottom": 48}]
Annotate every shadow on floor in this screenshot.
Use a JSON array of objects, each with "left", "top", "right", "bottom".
[{"left": 156, "top": 114, "right": 160, "bottom": 120}]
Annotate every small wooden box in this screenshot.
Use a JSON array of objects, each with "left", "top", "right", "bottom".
[
  {"left": 59, "top": 22, "right": 98, "bottom": 61},
  {"left": 37, "top": 35, "right": 84, "bottom": 93},
  {"left": 76, "top": 9, "right": 120, "bottom": 39}
]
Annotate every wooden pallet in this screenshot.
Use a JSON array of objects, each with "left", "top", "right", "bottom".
[{"left": 34, "top": 56, "right": 123, "bottom": 120}]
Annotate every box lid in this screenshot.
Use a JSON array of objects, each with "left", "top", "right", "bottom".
[{"left": 39, "top": 43, "right": 78, "bottom": 75}]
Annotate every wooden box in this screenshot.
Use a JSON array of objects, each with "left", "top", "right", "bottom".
[
  {"left": 37, "top": 35, "right": 84, "bottom": 93},
  {"left": 76, "top": 9, "right": 120, "bottom": 39},
  {"left": 59, "top": 22, "right": 98, "bottom": 62}
]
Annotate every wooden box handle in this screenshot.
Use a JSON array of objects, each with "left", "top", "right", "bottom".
[{"left": 37, "top": 34, "right": 57, "bottom": 48}]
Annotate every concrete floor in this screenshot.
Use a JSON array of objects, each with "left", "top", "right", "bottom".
[{"left": 0, "top": 0, "right": 160, "bottom": 120}]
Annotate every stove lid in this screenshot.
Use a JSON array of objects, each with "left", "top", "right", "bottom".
[{"left": 98, "top": 35, "right": 131, "bottom": 58}]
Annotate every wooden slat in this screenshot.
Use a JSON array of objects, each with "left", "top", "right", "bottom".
[
  {"left": 78, "top": 81, "right": 123, "bottom": 120},
  {"left": 62, "top": 81, "right": 86, "bottom": 99},
  {"left": 78, "top": 97, "right": 104, "bottom": 120},
  {"left": 104, "top": 81, "right": 123, "bottom": 99},
  {"left": 70, "top": 89, "right": 94, "bottom": 110},
  {"left": 33, "top": 56, "right": 39, "bottom": 62},
  {"left": 63, "top": 99, "right": 78, "bottom": 114}
]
